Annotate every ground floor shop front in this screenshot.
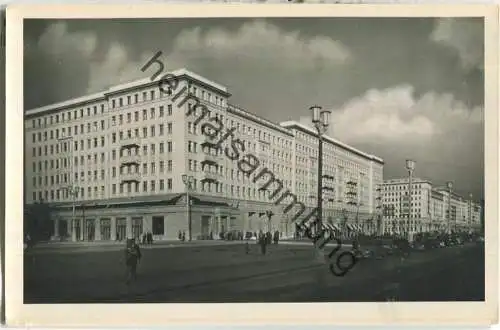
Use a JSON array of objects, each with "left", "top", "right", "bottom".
[
  {"left": 46, "top": 193, "right": 394, "bottom": 242},
  {"left": 45, "top": 193, "right": 482, "bottom": 242}
]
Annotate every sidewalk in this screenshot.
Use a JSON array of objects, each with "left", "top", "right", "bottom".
[{"left": 30, "top": 239, "right": 249, "bottom": 253}]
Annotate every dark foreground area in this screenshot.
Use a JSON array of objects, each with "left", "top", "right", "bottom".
[{"left": 24, "top": 241, "right": 484, "bottom": 303}]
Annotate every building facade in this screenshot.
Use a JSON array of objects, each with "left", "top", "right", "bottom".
[
  {"left": 25, "top": 68, "right": 384, "bottom": 242},
  {"left": 381, "top": 177, "right": 481, "bottom": 236}
]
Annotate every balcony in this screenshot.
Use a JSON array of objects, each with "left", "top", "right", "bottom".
[
  {"left": 202, "top": 171, "right": 220, "bottom": 183},
  {"left": 120, "top": 136, "right": 141, "bottom": 149},
  {"left": 203, "top": 152, "right": 223, "bottom": 163},
  {"left": 346, "top": 191, "right": 357, "bottom": 196},
  {"left": 121, "top": 171, "right": 141, "bottom": 183},
  {"left": 120, "top": 154, "right": 141, "bottom": 166},
  {"left": 346, "top": 180, "right": 357, "bottom": 185}
]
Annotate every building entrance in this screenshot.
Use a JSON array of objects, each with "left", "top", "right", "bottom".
[
  {"left": 201, "top": 216, "right": 210, "bottom": 237},
  {"left": 116, "top": 218, "right": 126, "bottom": 241},
  {"left": 100, "top": 218, "right": 111, "bottom": 241},
  {"left": 85, "top": 219, "right": 95, "bottom": 241},
  {"left": 132, "top": 217, "right": 143, "bottom": 241}
]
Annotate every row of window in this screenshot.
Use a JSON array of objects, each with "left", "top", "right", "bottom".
[
  {"left": 32, "top": 177, "right": 175, "bottom": 202},
  {"left": 31, "top": 104, "right": 106, "bottom": 129},
  {"left": 32, "top": 160, "right": 175, "bottom": 187},
  {"left": 111, "top": 105, "right": 173, "bottom": 125},
  {"left": 31, "top": 120, "right": 107, "bottom": 143}
]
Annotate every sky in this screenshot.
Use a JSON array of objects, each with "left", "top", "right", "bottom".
[{"left": 23, "top": 17, "right": 485, "bottom": 199}]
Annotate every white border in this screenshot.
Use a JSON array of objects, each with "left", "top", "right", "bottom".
[{"left": 5, "top": 4, "right": 499, "bottom": 326}]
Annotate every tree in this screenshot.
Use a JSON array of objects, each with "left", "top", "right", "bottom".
[{"left": 24, "top": 199, "right": 53, "bottom": 242}]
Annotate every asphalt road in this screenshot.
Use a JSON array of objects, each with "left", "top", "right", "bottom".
[{"left": 24, "top": 241, "right": 484, "bottom": 303}]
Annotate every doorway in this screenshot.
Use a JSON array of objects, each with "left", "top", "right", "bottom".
[
  {"left": 100, "top": 218, "right": 111, "bottom": 241},
  {"left": 116, "top": 218, "right": 126, "bottom": 241},
  {"left": 85, "top": 219, "right": 95, "bottom": 241},
  {"left": 132, "top": 217, "right": 143, "bottom": 241},
  {"left": 201, "top": 216, "right": 210, "bottom": 237}
]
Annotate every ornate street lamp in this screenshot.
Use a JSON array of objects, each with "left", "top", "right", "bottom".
[
  {"left": 405, "top": 159, "right": 416, "bottom": 241},
  {"left": 310, "top": 105, "right": 331, "bottom": 234},
  {"left": 447, "top": 181, "right": 453, "bottom": 234},
  {"left": 182, "top": 174, "right": 195, "bottom": 241}
]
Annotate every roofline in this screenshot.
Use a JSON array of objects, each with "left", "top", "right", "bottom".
[
  {"left": 227, "top": 104, "right": 294, "bottom": 138},
  {"left": 25, "top": 68, "right": 230, "bottom": 117},
  {"left": 382, "top": 178, "right": 433, "bottom": 185},
  {"left": 279, "top": 121, "right": 384, "bottom": 164}
]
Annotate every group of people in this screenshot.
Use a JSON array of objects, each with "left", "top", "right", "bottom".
[
  {"left": 141, "top": 232, "right": 154, "bottom": 245},
  {"left": 249, "top": 230, "right": 280, "bottom": 255},
  {"left": 177, "top": 230, "right": 187, "bottom": 242}
]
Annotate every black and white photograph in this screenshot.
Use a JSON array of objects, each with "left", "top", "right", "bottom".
[{"left": 5, "top": 3, "right": 498, "bottom": 326}]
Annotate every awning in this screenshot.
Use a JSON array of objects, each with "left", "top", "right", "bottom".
[
  {"left": 347, "top": 224, "right": 354, "bottom": 230},
  {"left": 322, "top": 223, "right": 335, "bottom": 232}
]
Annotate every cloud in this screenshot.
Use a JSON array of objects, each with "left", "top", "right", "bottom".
[
  {"left": 299, "top": 84, "right": 483, "bottom": 196},
  {"left": 33, "top": 20, "right": 351, "bottom": 95},
  {"left": 430, "top": 18, "right": 484, "bottom": 71},
  {"left": 38, "top": 22, "right": 98, "bottom": 58},
  {"left": 300, "top": 85, "right": 482, "bottom": 144},
  {"left": 169, "top": 20, "right": 351, "bottom": 71}
]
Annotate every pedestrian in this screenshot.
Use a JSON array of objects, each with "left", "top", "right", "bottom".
[
  {"left": 182, "top": 231, "right": 186, "bottom": 242},
  {"left": 178, "top": 230, "right": 182, "bottom": 241},
  {"left": 149, "top": 232, "right": 154, "bottom": 245},
  {"left": 273, "top": 230, "right": 280, "bottom": 244},
  {"left": 124, "top": 237, "right": 142, "bottom": 284},
  {"left": 142, "top": 233, "right": 146, "bottom": 245},
  {"left": 259, "top": 233, "right": 267, "bottom": 255},
  {"left": 245, "top": 241, "right": 250, "bottom": 254}
]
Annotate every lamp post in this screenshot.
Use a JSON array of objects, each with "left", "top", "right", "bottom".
[
  {"left": 310, "top": 105, "right": 331, "bottom": 235},
  {"left": 57, "top": 135, "right": 76, "bottom": 241},
  {"left": 469, "top": 193, "right": 473, "bottom": 232},
  {"left": 182, "top": 174, "right": 194, "bottom": 241},
  {"left": 405, "top": 159, "right": 415, "bottom": 241},
  {"left": 447, "top": 181, "right": 453, "bottom": 234}
]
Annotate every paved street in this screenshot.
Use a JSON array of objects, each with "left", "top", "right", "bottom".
[{"left": 24, "top": 241, "right": 484, "bottom": 303}]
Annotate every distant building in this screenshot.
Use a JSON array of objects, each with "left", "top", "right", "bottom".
[
  {"left": 24, "top": 68, "right": 384, "bottom": 242},
  {"left": 381, "top": 177, "right": 482, "bottom": 236}
]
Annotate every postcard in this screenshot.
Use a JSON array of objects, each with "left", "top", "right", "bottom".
[{"left": 4, "top": 3, "right": 499, "bottom": 326}]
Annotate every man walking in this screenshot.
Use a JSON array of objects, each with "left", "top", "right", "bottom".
[{"left": 125, "top": 237, "right": 142, "bottom": 284}]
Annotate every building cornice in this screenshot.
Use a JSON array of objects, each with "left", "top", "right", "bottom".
[{"left": 279, "top": 121, "right": 384, "bottom": 164}]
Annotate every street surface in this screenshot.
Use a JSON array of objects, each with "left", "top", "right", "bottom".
[{"left": 24, "top": 241, "right": 484, "bottom": 303}]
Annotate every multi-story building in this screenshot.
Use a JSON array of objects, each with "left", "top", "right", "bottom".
[
  {"left": 24, "top": 68, "right": 384, "bottom": 242},
  {"left": 382, "top": 177, "right": 481, "bottom": 236}
]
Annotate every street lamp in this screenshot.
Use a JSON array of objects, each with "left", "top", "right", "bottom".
[
  {"left": 469, "top": 193, "right": 473, "bottom": 231},
  {"left": 405, "top": 159, "right": 416, "bottom": 241},
  {"left": 447, "top": 181, "right": 453, "bottom": 233},
  {"left": 310, "top": 105, "right": 331, "bottom": 235},
  {"left": 182, "top": 174, "right": 195, "bottom": 241},
  {"left": 57, "top": 135, "right": 77, "bottom": 241}
]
